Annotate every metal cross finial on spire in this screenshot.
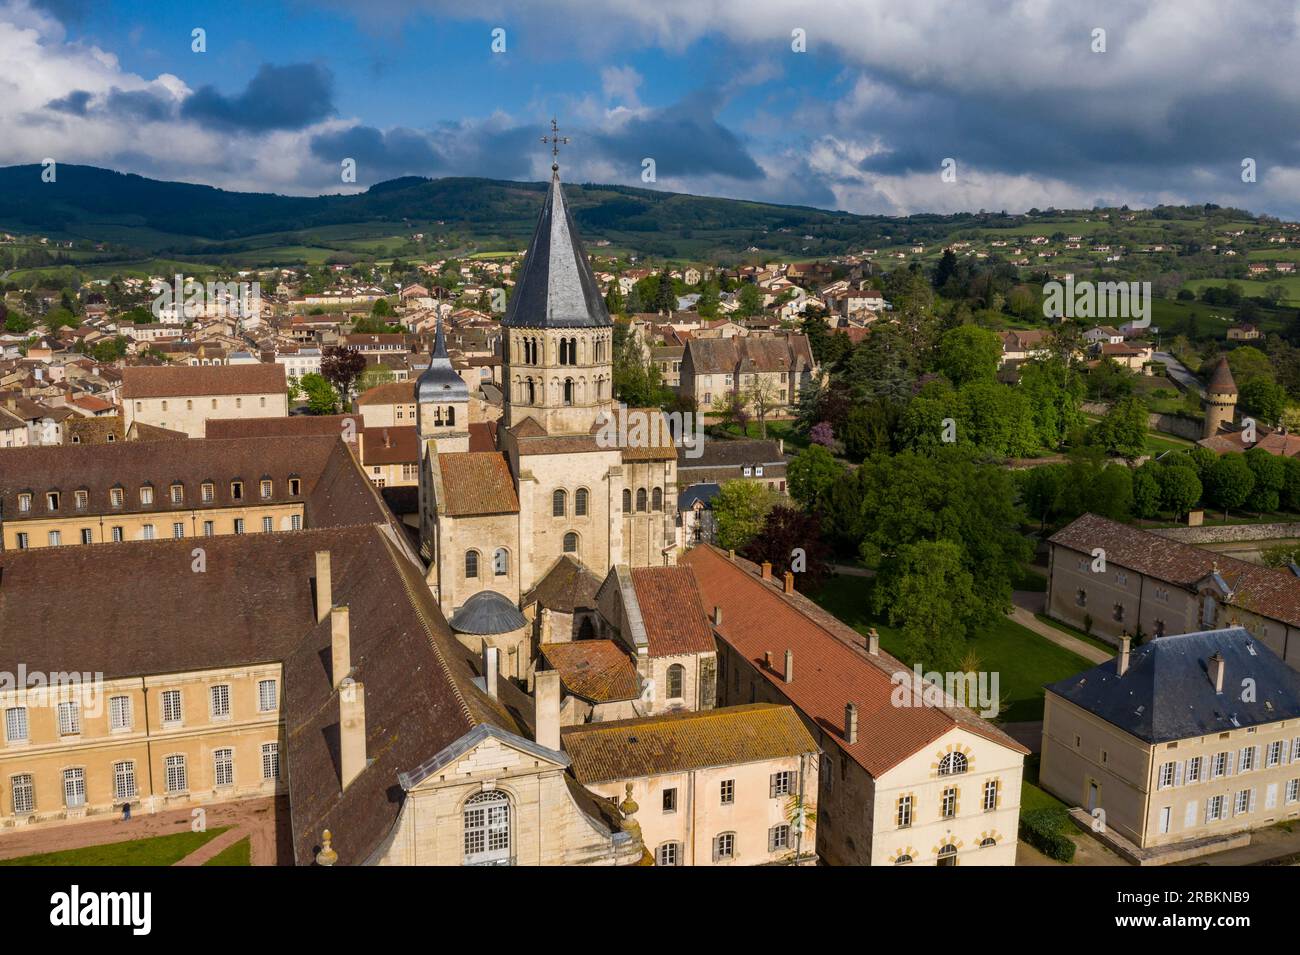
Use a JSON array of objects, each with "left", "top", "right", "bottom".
[{"left": 540, "top": 118, "right": 569, "bottom": 172}]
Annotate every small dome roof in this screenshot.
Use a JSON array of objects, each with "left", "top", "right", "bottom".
[{"left": 449, "top": 590, "right": 528, "bottom": 635}]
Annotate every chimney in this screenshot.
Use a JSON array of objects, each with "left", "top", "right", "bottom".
[
  {"left": 339, "top": 679, "right": 366, "bottom": 790},
  {"left": 764, "top": 650, "right": 773, "bottom": 669},
  {"left": 1208, "top": 653, "right": 1225, "bottom": 694},
  {"left": 1117, "top": 634, "right": 1131, "bottom": 677},
  {"left": 761, "top": 561, "right": 773, "bottom": 581},
  {"left": 867, "top": 627, "right": 880, "bottom": 655},
  {"left": 482, "top": 643, "right": 499, "bottom": 701},
  {"left": 783, "top": 571, "right": 795, "bottom": 594},
  {"left": 535, "top": 669, "right": 561, "bottom": 751},
  {"left": 330, "top": 606, "right": 351, "bottom": 689},
  {"left": 728, "top": 549, "right": 736, "bottom": 561},
  {"left": 712, "top": 605, "right": 723, "bottom": 627},
  {"left": 783, "top": 649, "right": 794, "bottom": 684},
  {"left": 845, "top": 702, "right": 858, "bottom": 744},
  {"left": 314, "top": 550, "right": 332, "bottom": 623}
]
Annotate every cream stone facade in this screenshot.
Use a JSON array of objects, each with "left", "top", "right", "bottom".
[{"left": 121, "top": 365, "right": 289, "bottom": 438}]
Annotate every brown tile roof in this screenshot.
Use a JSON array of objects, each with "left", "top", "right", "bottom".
[
  {"left": 681, "top": 546, "right": 1028, "bottom": 776},
  {"left": 1199, "top": 427, "right": 1300, "bottom": 458},
  {"left": 63, "top": 415, "right": 125, "bottom": 444},
  {"left": 561, "top": 703, "right": 817, "bottom": 783},
  {"left": 467, "top": 421, "right": 496, "bottom": 453},
  {"left": 360, "top": 425, "right": 419, "bottom": 465},
  {"left": 541, "top": 640, "right": 641, "bottom": 702},
  {"left": 354, "top": 380, "right": 416, "bottom": 406},
  {"left": 121, "top": 363, "right": 285, "bottom": 398},
  {"left": 128, "top": 422, "right": 190, "bottom": 441},
  {"left": 615, "top": 407, "right": 679, "bottom": 462},
  {"left": 1050, "top": 513, "right": 1300, "bottom": 628},
  {"left": 205, "top": 414, "right": 362, "bottom": 441},
  {"left": 437, "top": 451, "right": 519, "bottom": 516},
  {"left": 630, "top": 566, "right": 717, "bottom": 657},
  {"left": 1208, "top": 357, "right": 1237, "bottom": 395},
  {"left": 0, "top": 435, "right": 350, "bottom": 521},
  {"left": 525, "top": 554, "right": 602, "bottom": 612}
]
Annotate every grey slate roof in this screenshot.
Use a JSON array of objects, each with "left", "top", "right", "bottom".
[
  {"left": 416, "top": 317, "right": 469, "bottom": 403},
  {"left": 1045, "top": 627, "right": 1300, "bottom": 744},
  {"left": 448, "top": 589, "right": 529, "bottom": 635},
  {"left": 502, "top": 171, "right": 611, "bottom": 330},
  {"left": 678, "top": 483, "right": 721, "bottom": 509}
]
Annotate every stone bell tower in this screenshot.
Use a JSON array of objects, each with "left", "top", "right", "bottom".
[{"left": 1202, "top": 357, "right": 1237, "bottom": 439}]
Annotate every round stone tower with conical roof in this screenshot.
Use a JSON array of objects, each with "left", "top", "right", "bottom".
[
  {"left": 1203, "top": 356, "right": 1238, "bottom": 439},
  {"left": 501, "top": 166, "right": 614, "bottom": 435}
]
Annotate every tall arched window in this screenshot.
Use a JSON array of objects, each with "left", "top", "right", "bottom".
[
  {"left": 526, "top": 378, "right": 535, "bottom": 403},
  {"left": 938, "top": 752, "right": 968, "bottom": 776},
  {"left": 563, "top": 378, "right": 574, "bottom": 405},
  {"left": 563, "top": 532, "right": 578, "bottom": 554},
  {"left": 463, "top": 791, "right": 511, "bottom": 865},
  {"left": 622, "top": 489, "right": 632, "bottom": 512},
  {"left": 636, "top": 488, "right": 647, "bottom": 512},
  {"left": 465, "top": 550, "right": 480, "bottom": 579},
  {"left": 575, "top": 487, "right": 589, "bottom": 516},
  {"left": 667, "top": 664, "right": 685, "bottom": 699},
  {"left": 651, "top": 488, "right": 663, "bottom": 511},
  {"left": 493, "top": 548, "right": 509, "bottom": 576},
  {"left": 552, "top": 489, "right": 567, "bottom": 517}
]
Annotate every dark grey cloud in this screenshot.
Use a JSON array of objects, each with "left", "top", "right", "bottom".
[
  {"left": 46, "top": 90, "right": 92, "bottom": 116},
  {"left": 104, "top": 88, "right": 176, "bottom": 123},
  {"left": 310, "top": 125, "right": 443, "bottom": 178},
  {"left": 181, "top": 63, "right": 335, "bottom": 131},
  {"left": 592, "top": 95, "right": 763, "bottom": 180}
]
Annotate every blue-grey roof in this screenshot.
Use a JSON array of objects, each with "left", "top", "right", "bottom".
[
  {"left": 678, "top": 483, "right": 721, "bottom": 510},
  {"left": 1045, "top": 627, "right": 1300, "bottom": 744},
  {"left": 448, "top": 590, "right": 528, "bottom": 635},
  {"left": 502, "top": 171, "right": 611, "bottom": 330},
  {"left": 416, "top": 317, "right": 469, "bottom": 403}
]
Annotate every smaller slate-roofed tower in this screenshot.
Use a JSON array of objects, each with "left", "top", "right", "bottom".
[
  {"left": 1203, "top": 357, "right": 1238, "bottom": 439},
  {"left": 417, "top": 317, "right": 470, "bottom": 454}
]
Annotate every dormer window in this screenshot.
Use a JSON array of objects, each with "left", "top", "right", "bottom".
[
  {"left": 260, "top": 479, "right": 273, "bottom": 500},
  {"left": 201, "top": 483, "right": 215, "bottom": 503},
  {"left": 171, "top": 484, "right": 184, "bottom": 504},
  {"left": 110, "top": 487, "right": 124, "bottom": 508},
  {"left": 139, "top": 486, "right": 154, "bottom": 506},
  {"left": 45, "top": 492, "right": 60, "bottom": 510},
  {"left": 18, "top": 493, "right": 32, "bottom": 513},
  {"left": 74, "top": 490, "right": 88, "bottom": 510},
  {"left": 289, "top": 478, "right": 301, "bottom": 496},
  {"left": 231, "top": 481, "right": 244, "bottom": 501}
]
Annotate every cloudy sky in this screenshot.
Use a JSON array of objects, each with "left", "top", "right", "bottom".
[{"left": 5, "top": 0, "right": 1300, "bottom": 217}]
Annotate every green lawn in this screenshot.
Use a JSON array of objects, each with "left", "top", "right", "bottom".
[
  {"left": 1033, "top": 613, "right": 1119, "bottom": 656},
  {"left": 1022, "top": 755, "right": 1069, "bottom": 813},
  {"left": 202, "top": 836, "right": 251, "bottom": 866},
  {"left": 812, "top": 575, "right": 1093, "bottom": 722},
  {"left": 0, "top": 826, "right": 229, "bottom": 867}
]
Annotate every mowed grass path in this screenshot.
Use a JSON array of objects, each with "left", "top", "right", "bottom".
[
  {"left": 0, "top": 826, "right": 229, "bottom": 866},
  {"left": 813, "top": 575, "right": 1092, "bottom": 722}
]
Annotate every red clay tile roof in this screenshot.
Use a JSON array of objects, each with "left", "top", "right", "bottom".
[
  {"left": 437, "top": 451, "right": 519, "bottom": 515},
  {"left": 1208, "top": 357, "right": 1237, "bottom": 395},
  {"left": 681, "top": 545, "right": 1028, "bottom": 776},
  {"left": 561, "top": 703, "right": 817, "bottom": 783},
  {"left": 354, "top": 380, "right": 416, "bottom": 405},
  {"left": 206, "top": 414, "right": 362, "bottom": 441},
  {"left": 630, "top": 566, "right": 717, "bottom": 657},
  {"left": 541, "top": 640, "right": 641, "bottom": 702},
  {"left": 1050, "top": 513, "right": 1300, "bottom": 628},
  {"left": 122, "top": 363, "right": 285, "bottom": 398},
  {"left": 361, "top": 425, "right": 419, "bottom": 465}
]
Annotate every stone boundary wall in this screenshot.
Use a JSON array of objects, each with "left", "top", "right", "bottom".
[
  {"left": 1150, "top": 522, "right": 1300, "bottom": 545},
  {"left": 1081, "top": 401, "right": 1203, "bottom": 442}
]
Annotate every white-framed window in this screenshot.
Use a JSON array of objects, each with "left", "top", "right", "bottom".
[
  {"left": 938, "top": 752, "right": 969, "bottom": 776},
  {"left": 210, "top": 684, "right": 231, "bottom": 720},
  {"left": 11, "top": 774, "right": 34, "bottom": 814},
  {"left": 1240, "top": 747, "right": 1257, "bottom": 772},
  {"left": 897, "top": 794, "right": 913, "bottom": 828},
  {"left": 713, "top": 831, "right": 735, "bottom": 861},
  {"left": 203, "top": 521, "right": 214, "bottom": 537},
  {"left": 656, "top": 842, "right": 681, "bottom": 866},
  {"left": 111, "top": 526, "right": 124, "bottom": 542},
  {"left": 1206, "top": 794, "right": 1225, "bottom": 822},
  {"left": 48, "top": 530, "right": 61, "bottom": 547},
  {"left": 1287, "top": 779, "right": 1300, "bottom": 804},
  {"left": 15, "top": 532, "right": 28, "bottom": 550},
  {"left": 1212, "top": 752, "right": 1228, "bottom": 779},
  {"left": 769, "top": 770, "right": 795, "bottom": 799},
  {"left": 57, "top": 700, "right": 81, "bottom": 736},
  {"left": 140, "top": 486, "right": 153, "bottom": 505},
  {"left": 213, "top": 748, "right": 234, "bottom": 787},
  {"left": 258, "top": 679, "right": 278, "bottom": 712},
  {"left": 983, "top": 779, "right": 999, "bottom": 811},
  {"left": 140, "top": 524, "right": 155, "bottom": 541},
  {"left": 233, "top": 518, "right": 245, "bottom": 535},
  {"left": 171, "top": 522, "right": 184, "bottom": 539},
  {"left": 720, "top": 779, "right": 734, "bottom": 805},
  {"left": 1186, "top": 756, "right": 1202, "bottom": 783},
  {"left": 113, "top": 761, "right": 137, "bottom": 801},
  {"left": 768, "top": 824, "right": 790, "bottom": 851},
  {"left": 171, "top": 484, "right": 184, "bottom": 504},
  {"left": 201, "top": 483, "right": 214, "bottom": 503},
  {"left": 1235, "top": 789, "right": 1251, "bottom": 815},
  {"left": 1268, "top": 740, "right": 1284, "bottom": 768},
  {"left": 63, "top": 767, "right": 85, "bottom": 808},
  {"left": 260, "top": 480, "right": 273, "bottom": 500},
  {"left": 161, "top": 689, "right": 182, "bottom": 725},
  {"left": 662, "top": 788, "right": 677, "bottom": 813},
  {"left": 165, "top": 754, "right": 187, "bottom": 793},
  {"left": 109, "top": 695, "right": 131, "bottom": 731},
  {"left": 5, "top": 706, "right": 28, "bottom": 743},
  {"left": 17, "top": 492, "right": 31, "bottom": 513},
  {"left": 941, "top": 786, "right": 957, "bottom": 818},
  {"left": 110, "top": 487, "right": 124, "bottom": 507},
  {"left": 81, "top": 528, "right": 93, "bottom": 545},
  {"left": 75, "top": 489, "right": 88, "bottom": 510},
  {"left": 1158, "top": 761, "right": 1176, "bottom": 789},
  {"left": 262, "top": 516, "right": 273, "bottom": 533},
  {"left": 262, "top": 742, "right": 280, "bottom": 780},
  {"left": 290, "top": 515, "right": 302, "bottom": 530},
  {"left": 463, "top": 790, "right": 511, "bottom": 865}
]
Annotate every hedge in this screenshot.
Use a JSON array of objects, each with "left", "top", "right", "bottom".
[{"left": 1019, "top": 807, "right": 1076, "bottom": 863}]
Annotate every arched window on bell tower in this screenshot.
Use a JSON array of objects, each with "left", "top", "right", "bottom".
[{"left": 563, "top": 378, "right": 574, "bottom": 405}]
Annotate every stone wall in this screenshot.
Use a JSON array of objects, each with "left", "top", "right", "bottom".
[{"left": 1150, "top": 522, "right": 1300, "bottom": 544}]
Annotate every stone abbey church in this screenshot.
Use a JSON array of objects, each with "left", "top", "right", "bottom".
[{"left": 415, "top": 165, "right": 678, "bottom": 666}]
